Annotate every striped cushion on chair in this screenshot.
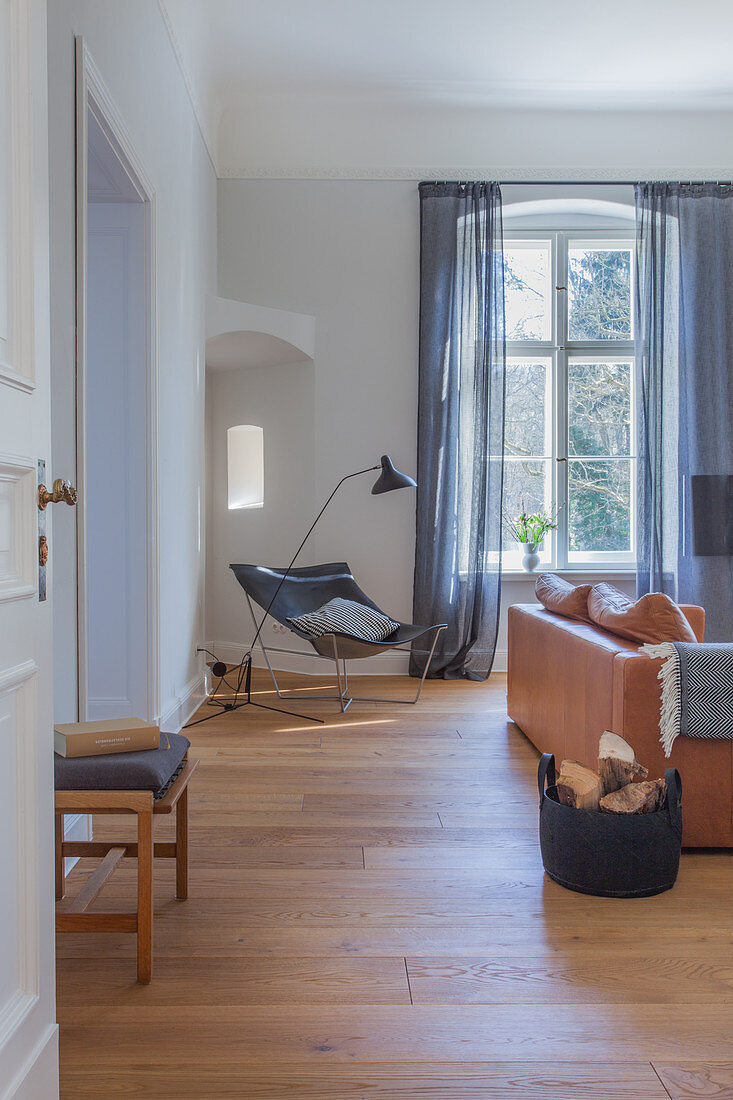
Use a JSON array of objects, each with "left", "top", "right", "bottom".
[{"left": 288, "top": 597, "right": 399, "bottom": 642}]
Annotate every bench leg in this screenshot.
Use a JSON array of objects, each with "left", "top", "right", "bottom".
[
  {"left": 55, "top": 813, "right": 65, "bottom": 900},
  {"left": 176, "top": 785, "right": 188, "bottom": 900},
  {"left": 137, "top": 810, "right": 153, "bottom": 983}
]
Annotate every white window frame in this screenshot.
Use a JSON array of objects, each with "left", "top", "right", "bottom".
[{"left": 503, "top": 228, "right": 637, "bottom": 573}]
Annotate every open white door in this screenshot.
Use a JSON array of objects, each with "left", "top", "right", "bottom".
[{"left": 0, "top": 1, "right": 59, "bottom": 1096}]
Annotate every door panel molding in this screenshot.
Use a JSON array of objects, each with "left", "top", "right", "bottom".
[
  {"left": 0, "top": 0, "right": 36, "bottom": 393},
  {"left": 0, "top": 660, "right": 40, "bottom": 1055},
  {"left": 0, "top": 453, "right": 37, "bottom": 603}
]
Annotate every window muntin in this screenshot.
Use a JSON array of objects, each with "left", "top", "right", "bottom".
[{"left": 503, "top": 231, "right": 636, "bottom": 570}]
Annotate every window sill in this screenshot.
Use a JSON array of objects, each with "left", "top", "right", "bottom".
[{"left": 502, "top": 567, "right": 636, "bottom": 579}]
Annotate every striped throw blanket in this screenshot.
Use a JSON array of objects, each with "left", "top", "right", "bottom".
[{"left": 642, "top": 642, "right": 733, "bottom": 756}]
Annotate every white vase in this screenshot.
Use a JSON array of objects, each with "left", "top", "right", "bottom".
[{"left": 521, "top": 542, "right": 541, "bottom": 573}]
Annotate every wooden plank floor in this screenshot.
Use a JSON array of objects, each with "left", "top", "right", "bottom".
[{"left": 57, "top": 670, "right": 733, "bottom": 1098}]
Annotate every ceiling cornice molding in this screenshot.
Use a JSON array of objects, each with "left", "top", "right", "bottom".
[
  {"left": 218, "top": 164, "right": 733, "bottom": 182},
  {"left": 156, "top": 0, "right": 219, "bottom": 176}
]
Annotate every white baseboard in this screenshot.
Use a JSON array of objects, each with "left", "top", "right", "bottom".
[
  {"left": 209, "top": 640, "right": 411, "bottom": 677},
  {"left": 209, "top": 641, "right": 508, "bottom": 676},
  {"left": 5, "top": 1022, "right": 58, "bottom": 1100},
  {"left": 492, "top": 648, "right": 507, "bottom": 673},
  {"left": 158, "top": 672, "right": 207, "bottom": 733},
  {"left": 85, "top": 696, "right": 133, "bottom": 718}
]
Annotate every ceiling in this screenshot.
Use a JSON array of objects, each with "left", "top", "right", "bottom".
[{"left": 158, "top": 0, "right": 733, "bottom": 177}]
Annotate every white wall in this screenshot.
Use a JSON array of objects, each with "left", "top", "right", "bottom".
[
  {"left": 206, "top": 360, "right": 316, "bottom": 654},
  {"left": 213, "top": 180, "right": 638, "bottom": 673},
  {"left": 213, "top": 181, "right": 420, "bottom": 672},
  {"left": 218, "top": 103, "right": 733, "bottom": 179},
  {"left": 48, "top": 0, "right": 217, "bottom": 729}
]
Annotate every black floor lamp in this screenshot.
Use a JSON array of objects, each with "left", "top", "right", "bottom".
[{"left": 187, "top": 455, "right": 417, "bottom": 728}]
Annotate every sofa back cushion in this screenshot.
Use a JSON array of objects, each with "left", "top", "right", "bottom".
[
  {"left": 535, "top": 573, "right": 593, "bottom": 624},
  {"left": 587, "top": 582, "right": 697, "bottom": 644}
]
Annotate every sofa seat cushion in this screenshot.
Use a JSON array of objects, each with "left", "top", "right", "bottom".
[
  {"left": 535, "top": 573, "right": 593, "bottom": 623},
  {"left": 587, "top": 583, "right": 697, "bottom": 645}
]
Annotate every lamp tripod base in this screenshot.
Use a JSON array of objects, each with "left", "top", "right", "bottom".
[{"left": 184, "top": 653, "right": 324, "bottom": 728}]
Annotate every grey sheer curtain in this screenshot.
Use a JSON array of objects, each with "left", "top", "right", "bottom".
[
  {"left": 636, "top": 182, "right": 733, "bottom": 640},
  {"left": 410, "top": 182, "right": 505, "bottom": 680}
]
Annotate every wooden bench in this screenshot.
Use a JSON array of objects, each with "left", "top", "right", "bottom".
[{"left": 55, "top": 754, "right": 199, "bottom": 983}]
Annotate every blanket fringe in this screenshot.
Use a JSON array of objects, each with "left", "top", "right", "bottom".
[{"left": 641, "top": 642, "right": 680, "bottom": 757}]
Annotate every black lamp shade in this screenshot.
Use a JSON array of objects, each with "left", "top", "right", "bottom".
[{"left": 371, "top": 454, "right": 417, "bottom": 495}]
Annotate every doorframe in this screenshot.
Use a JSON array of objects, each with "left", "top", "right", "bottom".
[{"left": 75, "top": 39, "right": 160, "bottom": 723}]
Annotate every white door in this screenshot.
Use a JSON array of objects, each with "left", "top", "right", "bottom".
[{"left": 0, "top": 1, "right": 59, "bottom": 1097}]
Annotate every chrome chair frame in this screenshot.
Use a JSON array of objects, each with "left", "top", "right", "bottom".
[{"left": 244, "top": 592, "right": 446, "bottom": 712}]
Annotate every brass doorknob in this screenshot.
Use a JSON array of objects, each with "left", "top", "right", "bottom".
[{"left": 38, "top": 478, "right": 77, "bottom": 510}]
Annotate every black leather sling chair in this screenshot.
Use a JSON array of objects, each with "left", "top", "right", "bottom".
[{"left": 230, "top": 562, "right": 446, "bottom": 712}]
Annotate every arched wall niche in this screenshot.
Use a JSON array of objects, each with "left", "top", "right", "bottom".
[
  {"left": 204, "top": 294, "right": 317, "bottom": 659},
  {"left": 206, "top": 293, "right": 315, "bottom": 371}
]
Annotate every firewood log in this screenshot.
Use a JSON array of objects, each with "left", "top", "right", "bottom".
[
  {"left": 599, "top": 778, "right": 667, "bottom": 815},
  {"left": 598, "top": 731, "right": 648, "bottom": 795},
  {"left": 556, "top": 760, "right": 603, "bottom": 812}
]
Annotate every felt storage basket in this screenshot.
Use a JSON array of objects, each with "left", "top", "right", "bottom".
[{"left": 538, "top": 753, "right": 682, "bottom": 898}]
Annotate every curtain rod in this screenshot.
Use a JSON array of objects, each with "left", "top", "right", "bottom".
[{"left": 430, "top": 180, "right": 733, "bottom": 187}]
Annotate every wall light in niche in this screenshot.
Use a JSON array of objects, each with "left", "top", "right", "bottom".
[{"left": 227, "top": 424, "right": 264, "bottom": 510}]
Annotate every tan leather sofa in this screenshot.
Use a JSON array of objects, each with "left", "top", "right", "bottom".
[{"left": 507, "top": 602, "right": 733, "bottom": 847}]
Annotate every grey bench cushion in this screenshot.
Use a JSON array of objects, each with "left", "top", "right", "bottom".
[{"left": 55, "top": 731, "right": 190, "bottom": 797}]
